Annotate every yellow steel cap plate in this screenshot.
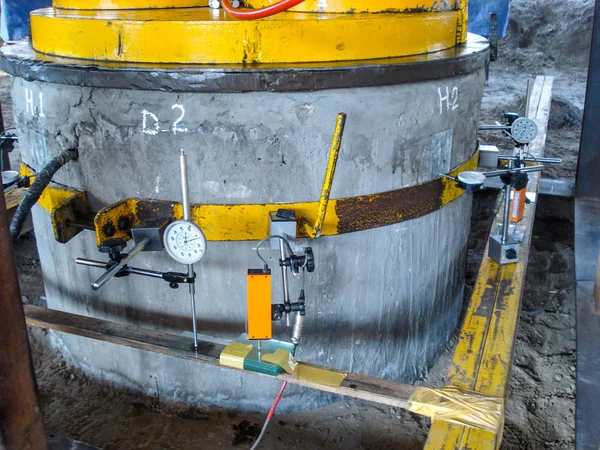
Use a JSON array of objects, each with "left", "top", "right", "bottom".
[
  {"left": 54, "top": 0, "right": 208, "bottom": 9},
  {"left": 247, "top": 0, "right": 459, "bottom": 13},
  {"left": 31, "top": 7, "right": 462, "bottom": 65}
]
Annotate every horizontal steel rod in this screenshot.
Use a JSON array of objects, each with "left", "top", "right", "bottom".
[
  {"left": 91, "top": 237, "right": 150, "bottom": 290},
  {"left": 483, "top": 177, "right": 574, "bottom": 197},
  {"left": 484, "top": 165, "right": 545, "bottom": 178},
  {"left": 478, "top": 124, "right": 511, "bottom": 131},
  {"left": 498, "top": 156, "right": 562, "bottom": 164},
  {"left": 76, "top": 258, "right": 164, "bottom": 279}
]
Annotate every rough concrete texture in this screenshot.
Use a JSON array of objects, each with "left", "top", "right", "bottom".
[{"left": 12, "top": 70, "right": 484, "bottom": 412}]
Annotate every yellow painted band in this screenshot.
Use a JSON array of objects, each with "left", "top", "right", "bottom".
[
  {"left": 94, "top": 151, "right": 478, "bottom": 246},
  {"left": 53, "top": 0, "right": 207, "bottom": 9},
  {"left": 246, "top": 0, "right": 459, "bottom": 13},
  {"left": 31, "top": 7, "right": 461, "bottom": 64}
]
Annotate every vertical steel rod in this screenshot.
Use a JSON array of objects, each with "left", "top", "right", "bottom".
[
  {"left": 180, "top": 149, "right": 191, "bottom": 222},
  {"left": 188, "top": 265, "right": 198, "bottom": 349},
  {"left": 502, "top": 183, "right": 512, "bottom": 245},
  {"left": 279, "top": 239, "right": 291, "bottom": 327},
  {"left": 180, "top": 150, "right": 198, "bottom": 349},
  {"left": 502, "top": 160, "right": 515, "bottom": 245},
  {"left": 0, "top": 185, "right": 48, "bottom": 449}
]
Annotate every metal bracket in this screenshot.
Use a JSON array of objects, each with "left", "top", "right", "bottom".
[{"left": 51, "top": 190, "right": 91, "bottom": 244}]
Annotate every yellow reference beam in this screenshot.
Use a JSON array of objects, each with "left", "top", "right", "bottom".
[
  {"left": 93, "top": 150, "right": 479, "bottom": 246},
  {"left": 31, "top": 8, "right": 462, "bottom": 64},
  {"left": 424, "top": 76, "right": 554, "bottom": 450},
  {"left": 246, "top": 0, "right": 460, "bottom": 13},
  {"left": 305, "top": 112, "right": 346, "bottom": 239}
]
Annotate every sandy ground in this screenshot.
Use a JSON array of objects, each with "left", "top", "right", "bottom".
[{"left": 4, "top": 0, "right": 591, "bottom": 447}]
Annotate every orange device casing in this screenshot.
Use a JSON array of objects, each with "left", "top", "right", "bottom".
[
  {"left": 247, "top": 269, "right": 272, "bottom": 340},
  {"left": 511, "top": 188, "right": 527, "bottom": 223}
]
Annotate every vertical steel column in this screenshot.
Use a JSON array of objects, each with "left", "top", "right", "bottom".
[
  {"left": 577, "top": 0, "right": 600, "bottom": 198},
  {"left": 0, "top": 191, "right": 48, "bottom": 449}
]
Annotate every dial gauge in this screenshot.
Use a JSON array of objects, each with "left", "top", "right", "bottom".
[
  {"left": 511, "top": 117, "right": 538, "bottom": 144},
  {"left": 163, "top": 220, "right": 207, "bottom": 265}
]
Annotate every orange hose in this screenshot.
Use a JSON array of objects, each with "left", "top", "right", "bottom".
[{"left": 221, "top": 0, "right": 306, "bottom": 20}]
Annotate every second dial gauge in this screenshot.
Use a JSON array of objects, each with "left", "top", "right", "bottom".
[{"left": 163, "top": 220, "right": 207, "bottom": 265}]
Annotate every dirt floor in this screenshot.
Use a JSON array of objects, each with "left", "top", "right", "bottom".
[{"left": 4, "top": 0, "right": 591, "bottom": 448}]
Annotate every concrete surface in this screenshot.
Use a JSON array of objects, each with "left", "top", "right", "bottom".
[{"left": 12, "top": 68, "right": 485, "bottom": 411}]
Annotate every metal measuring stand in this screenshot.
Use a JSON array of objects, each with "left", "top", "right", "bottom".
[{"left": 179, "top": 150, "right": 200, "bottom": 349}]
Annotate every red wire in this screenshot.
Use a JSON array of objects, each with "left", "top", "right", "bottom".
[
  {"left": 221, "top": 0, "right": 306, "bottom": 20},
  {"left": 267, "top": 381, "right": 287, "bottom": 420}
]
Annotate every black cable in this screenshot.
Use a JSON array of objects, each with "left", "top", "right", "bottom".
[
  {"left": 255, "top": 234, "right": 294, "bottom": 270},
  {"left": 10, "top": 148, "right": 78, "bottom": 242},
  {"left": 522, "top": 279, "right": 593, "bottom": 315}
]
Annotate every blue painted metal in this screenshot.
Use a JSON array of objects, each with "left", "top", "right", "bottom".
[
  {"left": 468, "top": 0, "right": 511, "bottom": 38},
  {"left": 1, "top": 0, "right": 50, "bottom": 42}
]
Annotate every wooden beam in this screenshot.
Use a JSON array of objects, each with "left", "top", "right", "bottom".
[
  {"left": 24, "top": 304, "right": 415, "bottom": 410},
  {"left": 424, "top": 75, "right": 554, "bottom": 450},
  {"left": 0, "top": 184, "right": 48, "bottom": 450}
]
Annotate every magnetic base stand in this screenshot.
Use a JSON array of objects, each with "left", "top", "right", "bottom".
[{"left": 489, "top": 234, "right": 520, "bottom": 265}]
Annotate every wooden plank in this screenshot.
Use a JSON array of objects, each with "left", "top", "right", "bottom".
[
  {"left": 24, "top": 304, "right": 414, "bottom": 410},
  {"left": 425, "top": 75, "right": 554, "bottom": 450}
]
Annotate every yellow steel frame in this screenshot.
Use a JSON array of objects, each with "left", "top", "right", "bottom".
[
  {"left": 424, "top": 76, "right": 554, "bottom": 450},
  {"left": 19, "top": 164, "right": 80, "bottom": 214},
  {"left": 19, "top": 163, "right": 89, "bottom": 243},
  {"left": 31, "top": 7, "right": 464, "bottom": 64}
]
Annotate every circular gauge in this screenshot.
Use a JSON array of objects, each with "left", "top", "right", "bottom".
[
  {"left": 163, "top": 220, "right": 207, "bottom": 265},
  {"left": 457, "top": 171, "right": 486, "bottom": 193},
  {"left": 511, "top": 117, "right": 538, "bottom": 144}
]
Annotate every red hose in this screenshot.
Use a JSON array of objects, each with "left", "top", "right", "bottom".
[
  {"left": 267, "top": 381, "right": 287, "bottom": 420},
  {"left": 221, "top": 0, "right": 306, "bottom": 20}
]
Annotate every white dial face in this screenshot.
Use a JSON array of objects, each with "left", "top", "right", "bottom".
[
  {"left": 511, "top": 117, "right": 538, "bottom": 144},
  {"left": 163, "top": 220, "right": 207, "bottom": 265}
]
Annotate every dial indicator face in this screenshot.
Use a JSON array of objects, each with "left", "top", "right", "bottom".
[
  {"left": 163, "top": 220, "right": 207, "bottom": 265},
  {"left": 511, "top": 117, "right": 538, "bottom": 144}
]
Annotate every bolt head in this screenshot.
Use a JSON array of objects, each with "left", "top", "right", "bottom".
[{"left": 103, "top": 223, "right": 116, "bottom": 237}]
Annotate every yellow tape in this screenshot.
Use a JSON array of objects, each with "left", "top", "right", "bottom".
[
  {"left": 409, "top": 385, "right": 504, "bottom": 435},
  {"left": 219, "top": 342, "right": 253, "bottom": 370},
  {"left": 262, "top": 348, "right": 347, "bottom": 388}
]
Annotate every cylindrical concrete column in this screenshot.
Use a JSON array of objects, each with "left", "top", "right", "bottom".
[{"left": 0, "top": 3, "right": 489, "bottom": 411}]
